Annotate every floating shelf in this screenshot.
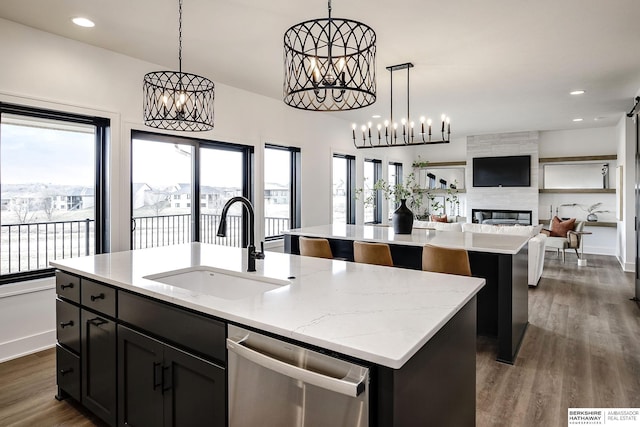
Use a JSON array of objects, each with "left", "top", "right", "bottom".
[
  {"left": 539, "top": 219, "right": 617, "bottom": 228},
  {"left": 413, "top": 161, "right": 466, "bottom": 168},
  {"left": 414, "top": 188, "right": 466, "bottom": 194},
  {"left": 539, "top": 155, "right": 617, "bottom": 163},
  {"left": 539, "top": 188, "right": 615, "bottom": 194}
]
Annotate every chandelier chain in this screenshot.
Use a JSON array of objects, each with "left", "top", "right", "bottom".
[{"left": 178, "top": 0, "right": 183, "bottom": 74}]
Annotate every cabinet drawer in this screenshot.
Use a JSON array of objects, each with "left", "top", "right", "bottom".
[
  {"left": 56, "top": 298, "right": 80, "bottom": 354},
  {"left": 56, "top": 271, "right": 80, "bottom": 303},
  {"left": 119, "top": 291, "right": 226, "bottom": 364},
  {"left": 81, "top": 279, "right": 116, "bottom": 317},
  {"left": 56, "top": 344, "right": 81, "bottom": 402}
]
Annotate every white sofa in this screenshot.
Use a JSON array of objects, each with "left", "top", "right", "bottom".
[
  {"left": 461, "top": 223, "right": 547, "bottom": 287},
  {"left": 413, "top": 220, "right": 463, "bottom": 232}
]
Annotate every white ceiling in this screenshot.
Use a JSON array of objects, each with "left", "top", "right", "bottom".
[{"left": 1, "top": 0, "right": 639, "bottom": 137}]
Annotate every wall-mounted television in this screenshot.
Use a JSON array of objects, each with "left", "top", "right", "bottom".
[{"left": 472, "top": 155, "right": 531, "bottom": 187}]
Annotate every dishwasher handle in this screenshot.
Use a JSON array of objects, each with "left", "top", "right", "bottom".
[{"left": 226, "top": 337, "right": 366, "bottom": 398}]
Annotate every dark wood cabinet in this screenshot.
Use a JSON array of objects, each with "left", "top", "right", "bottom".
[
  {"left": 117, "top": 325, "right": 164, "bottom": 427},
  {"left": 81, "top": 309, "right": 117, "bottom": 426},
  {"left": 55, "top": 270, "right": 227, "bottom": 426},
  {"left": 118, "top": 325, "right": 225, "bottom": 427}
]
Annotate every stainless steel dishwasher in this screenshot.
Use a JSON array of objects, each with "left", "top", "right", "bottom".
[{"left": 227, "top": 325, "right": 370, "bottom": 427}]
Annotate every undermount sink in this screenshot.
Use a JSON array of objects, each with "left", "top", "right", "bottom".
[{"left": 144, "top": 266, "right": 290, "bottom": 300}]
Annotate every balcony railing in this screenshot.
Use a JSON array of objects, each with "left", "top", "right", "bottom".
[
  {"left": 1, "top": 214, "right": 290, "bottom": 276},
  {"left": 1, "top": 218, "right": 94, "bottom": 275},
  {"left": 132, "top": 213, "right": 245, "bottom": 250},
  {"left": 265, "top": 217, "right": 290, "bottom": 239}
]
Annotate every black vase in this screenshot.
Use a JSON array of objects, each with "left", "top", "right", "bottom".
[{"left": 392, "top": 199, "right": 414, "bottom": 234}]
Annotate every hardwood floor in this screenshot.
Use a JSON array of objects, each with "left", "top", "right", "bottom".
[
  {"left": 0, "top": 252, "right": 638, "bottom": 426},
  {"left": 477, "top": 253, "right": 640, "bottom": 427}
]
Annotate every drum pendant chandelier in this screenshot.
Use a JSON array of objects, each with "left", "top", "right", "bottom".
[
  {"left": 143, "top": 0, "right": 215, "bottom": 131},
  {"left": 283, "top": 0, "right": 377, "bottom": 111}
]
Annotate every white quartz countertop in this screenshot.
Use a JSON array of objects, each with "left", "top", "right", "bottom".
[
  {"left": 51, "top": 243, "right": 485, "bottom": 369},
  {"left": 287, "top": 224, "right": 529, "bottom": 255}
]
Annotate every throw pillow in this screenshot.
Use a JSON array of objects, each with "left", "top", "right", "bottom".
[
  {"left": 431, "top": 215, "right": 448, "bottom": 223},
  {"left": 550, "top": 216, "right": 575, "bottom": 237}
]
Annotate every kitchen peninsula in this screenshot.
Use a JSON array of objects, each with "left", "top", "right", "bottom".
[
  {"left": 284, "top": 224, "right": 530, "bottom": 364},
  {"left": 51, "top": 242, "right": 484, "bottom": 426}
]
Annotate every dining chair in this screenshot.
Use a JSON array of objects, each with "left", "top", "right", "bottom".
[
  {"left": 299, "top": 236, "right": 333, "bottom": 259},
  {"left": 422, "top": 244, "right": 471, "bottom": 276},
  {"left": 353, "top": 241, "right": 394, "bottom": 267}
]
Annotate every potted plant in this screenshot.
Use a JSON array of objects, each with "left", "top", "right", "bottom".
[
  {"left": 366, "top": 173, "right": 422, "bottom": 234},
  {"left": 582, "top": 202, "right": 610, "bottom": 222}
]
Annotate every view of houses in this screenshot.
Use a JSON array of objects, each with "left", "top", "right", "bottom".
[{"left": 0, "top": 182, "right": 290, "bottom": 275}]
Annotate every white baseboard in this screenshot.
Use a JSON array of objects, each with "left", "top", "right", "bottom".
[
  {"left": 617, "top": 256, "right": 636, "bottom": 273},
  {"left": 0, "top": 330, "right": 56, "bottom": 363}
]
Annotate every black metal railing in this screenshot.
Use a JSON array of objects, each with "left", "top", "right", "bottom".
[
  {"left": 1, "top": 218, "right": 94, "bottom": 275},
  {"left": 132, "top": 213, "right": 245, "bottom": 250},
  {"left": 265, "top": 217, "right": 290, "bottom": 239},
  {"left": 1, "top": 214, "right": 289, "bottom": 275}
]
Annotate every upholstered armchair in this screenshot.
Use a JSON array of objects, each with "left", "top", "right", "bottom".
[{"left": 544, "top": 220, "right": 585, "bottom": 262}]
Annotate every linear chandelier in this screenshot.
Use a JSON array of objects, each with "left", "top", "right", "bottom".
[
  {"left": 352, "top": 63, "right": 451, "bottom": 149},
  {"left": 143, "top": 0, "right": 215, "bottom": 132},
  {"left": 283, "top": 0, "right": 377, "bottom": 111}
]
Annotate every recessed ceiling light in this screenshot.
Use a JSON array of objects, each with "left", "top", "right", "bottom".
[
  {"left": 572, "top": 118, "right": 583, "bottom": 122},
  {"left": 570, "top": 90, "right": 585, "bottom": 95},
  {"left": 372, "top": 114, "right": 381, "bottom": 119},
  {"left": 72, "top": 17, "right": 95, "bottom": 28},
  {"left": 594, "top": 116, "right": 607, "bottom": 121}
]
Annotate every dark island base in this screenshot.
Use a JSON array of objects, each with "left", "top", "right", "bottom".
[
  {"left": 374, "top": 297, "right": 477, "bottom": 427},
  {"left": 285, "top": 234, "right": 529, "bottom": 364}
]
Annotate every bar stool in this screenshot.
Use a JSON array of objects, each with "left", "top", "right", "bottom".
[
  {"left": 353, "top": 241, "right": 393, "bottom": 267},
  {"left": 422, "top": 244, "right": 471, "bottom": 276},
  {"left": 299, "top": 236, "right": 333, "bottom": 259}
]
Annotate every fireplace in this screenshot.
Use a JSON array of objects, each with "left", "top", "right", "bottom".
[{"left": 472, "top": 209, "right": 532, "bottom": 225}]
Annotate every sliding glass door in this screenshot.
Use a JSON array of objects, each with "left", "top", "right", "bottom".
[{"left": 131, "top": 131, "right": 251, "bottom": 249}]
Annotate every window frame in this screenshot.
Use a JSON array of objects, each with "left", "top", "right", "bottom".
[
  {"left": 332, "top": 153, "right": 356, "bottom": 225},
  {"left": 364, "top": 158, "right": 383, "bottom": 224},
  {"left": 264, "top": 143, "right": 301, "bottom": 241},
  {"left": 0, "top": 102, "right": 110, "bottom": 285},
  {"left": 389, "top": 161, "right": 403, "bottom": 215}
]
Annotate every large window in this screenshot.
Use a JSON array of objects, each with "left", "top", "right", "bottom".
[
  {"left": 332, "top": 154, "right": 355, "bottom": 224},
  {"left": 364, "top": 158, "right": 382, "bottom": 223},
  {"left": 264, "top": 144, "right": 301, "bottom": 240},
  {"left": 131, "top": 131, "right": 252, "bottom": 249},
  {"left": 389, "top": 162, "right": 403, "bottom": 217},
  {"left": 0, "top": 103, "right": 109, "bottom": 283}
]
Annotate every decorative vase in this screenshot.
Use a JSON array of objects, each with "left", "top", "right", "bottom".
[
  {"left": 392, "top": 199, "right": 414, "bottom": 234},
  {"left": 587, "top": 213, "right": 598, "bottom": 222}
]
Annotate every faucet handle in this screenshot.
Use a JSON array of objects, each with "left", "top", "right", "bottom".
[{"left": 255, "top": 241, "right": 266, "bottom": 259}]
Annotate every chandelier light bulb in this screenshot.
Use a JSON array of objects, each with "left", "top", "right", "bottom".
[
  {"left": 441, "top": 114, "right": 446, "bottom": 122},
  {"left": 401, "top": 118, "right": 406, "bottom": 125},
  {"left": 368, "top": 121, "right": 372, "bottom": 128},
  {"left": 384, "top": 120, "right": 389, "bottom": 127},
  {"left": 361, "top": 125, "right": 367, "bottom": 132},
  {"left": 420, "top": 116, "right": 425, "bottom": 123},
  {"left": 377, "top": 123, "right": 382, "bottom": 130},
  {"left": 427, "top": 118, "right": 432, "bottom": 126}
]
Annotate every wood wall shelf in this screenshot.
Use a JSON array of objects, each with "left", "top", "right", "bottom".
[
  {"left": 413, "top": 161, "right": 466, "bottom": 168},
  {"left": 414, "top": 188, "right": 466, "bottom": 194},
  {"left": 539, "top": 155, "right": 617, "bottom": 163},
  {"left": 539, "top": 188, "right": 616, "bottom": 194},
  {"left": 539, "top": 219, "right": 617, "bottom": 228}
]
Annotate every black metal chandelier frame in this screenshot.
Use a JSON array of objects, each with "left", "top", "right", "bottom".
[
  {"left": 283, "top": 0, "right": 377, "bottom": 111},
  {"left": 143, "top": 0, "right": 215, "bottom": 132},
  {"left": 352, "top": 63, "right": 451, "bottom": 149}
]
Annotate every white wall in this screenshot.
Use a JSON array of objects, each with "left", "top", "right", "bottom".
[{"left": 615, "top": 115, "right": 636, "bottom": 271}]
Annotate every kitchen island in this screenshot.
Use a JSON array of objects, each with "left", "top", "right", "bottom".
[
  {"left": 52, "top": 242, "right": 484, "bottom": 426},
  {"left": 284, "top": 224, "right": 530, "bottom": 364}
]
